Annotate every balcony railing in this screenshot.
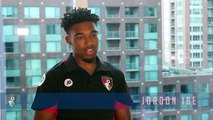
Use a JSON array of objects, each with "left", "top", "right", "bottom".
[
  {"left": 106, "top": 14, "right": 119, "bottom": 18},
  {"left": 126, "top": 78, "right": 140, "bottom": 82},
  {"left": 126, "top": 63, "right": 139, "bottom": 70},
  {"left": 106, "top": 46, "right": 120, "bottom": 51},
  {"left": 126, "top": 31, "right": 139, "bottom": 38},
  {"left": 125, "top": 14, "right": 138, "bottom": 17},
  {"left": 107, "top": 31, "right": 120, "bottom": 38},
  {"left": 126, "top": 46, "right": 139, "bottom": 50}
]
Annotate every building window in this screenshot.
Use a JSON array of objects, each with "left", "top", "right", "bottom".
[
  {"left": 106, "top": 40, "right": 120, "bottom": 50},
  {"left": 46, "top": 41, "right": 61, "bottom": 52},
  {"left": 181, "top": 84, "right": 193, "bottom": 109},
  {"left": 88, "top": 7, "right": 101, "bottom": 17},
  {"left": 46, "top": 24, "right": 62, "bottom": 52},
  {"left": 181, "top": 114, "right": 193, "bottom": 120},
  {"left": 129, "top": 88, "right": 141, "bottom": 113},
  {"left": 4, "top": 42, "right": 19, "bottom": 53},
  {"left": 126, "top": 71, "right": 140, "bottom": 81},
  {"left": 163, "top": 115, "right": 176, "bottom": 120},
  {"left": 6, "top": 59, "right": 20, "bottom": 88},
  {"left": 24, "top": 7, "right": 40, "bottom": 18},
  {"left": 25, "top": 25, "right": 40, "bottom": 53},
  {"left": 144, "top": 23, "right": 157, "bottom": 33},
  {"left": 198, "top": 113, "right": 209, "bottom": 120},
  {"left": 126, "top": 55, "right": 139, "bottom": 70},
  {"left": 6, "top": 111, "right": 21, "bottom": 120},
  {"left": 125, "top": 7, "right": 139, "bottom": 17},
  {"left": 106, "top": 23, "right": 120, "bottom": 38},
  {"left": 144, "top": 6, "right": 157, "bottom": 17},
  {"left": 27, "top": 93, "right": 35, "bottom": 109},
  {"left": 47, "top": 58, "right": 60, "bottom": 70},
  {"left": 145, "top": 86, "right": 158, "bottom": 111},
  {"left": 144, "top": 23, "right": 158, "bottom": 50},
  {"left": 3, "top": 25, "right": 19, "bottom": 53},
  {"left": 129, "top": 87, "right": 140, "bottom": 102},
  {"left": 66, "top": 6, "right": 72, "bottom": 12},
  {"left": 46, "top": 24, "right": 61, "bottom": 34},
  {"left": 45, "top": 7, "right": 60, "bottom": 18},
  {"left": 126, "top": 39, "right": 139, "bottom": 50},
  {"left": 163, "top": 85, "right": 176, "bottom": 110},
  {"left": 107, "top": 56, "right": 121, "bottom": 69},
  {"left": 106, "top": 7, "right": 120, "bottom": 18},
  {"left": 2, "top": 7, "right": 17, "bottom": 18},
  {"left": 125, "top": 23, "right": 139, "bottom": 38},
  {"left": 198, "top": 83, "right": 209, "bottom": 108},
  {"left": 144, "top": 55, "right": 158, "bottom": 81},
  {"left": 145, "top": 117, "right": 158, "bottom": 120},
  {"left": 26, "top": 59, "right": 41, "bottom": 87}
]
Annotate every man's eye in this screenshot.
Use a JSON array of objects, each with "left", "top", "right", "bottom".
[
  {"left": 91, "top": 33, "right": 98, "bottom": 38},
  {"left": 75, "top": 36, "right": 84, "bottom": 40}
]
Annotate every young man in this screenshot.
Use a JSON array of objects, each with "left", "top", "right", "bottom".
[{"left": 32, "top": 8, "right": 133, "bottom": 120}]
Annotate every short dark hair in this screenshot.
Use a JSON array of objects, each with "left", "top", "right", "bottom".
[{"left": 61, "top": 8, "right": 100, "bottom": 34}]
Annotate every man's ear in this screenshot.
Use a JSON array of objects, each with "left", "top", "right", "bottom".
[{"left": 65, "top": 36, "right": 72, "bottom": 45}]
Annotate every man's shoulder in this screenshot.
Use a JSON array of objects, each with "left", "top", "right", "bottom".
[{"left": 46, "top": 61, "right": 66, "bottom": 74}]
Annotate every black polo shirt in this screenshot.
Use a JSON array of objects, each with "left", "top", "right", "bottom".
[{"left": 32, "top": 54, "right": 133, "bottom": 120}]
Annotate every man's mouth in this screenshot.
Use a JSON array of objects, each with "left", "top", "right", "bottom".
[{"left": 85, "top": 48, "right": 96, "bottom": 55}]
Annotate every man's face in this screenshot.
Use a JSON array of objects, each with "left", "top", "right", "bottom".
[{"left": 66, "top": 22, "right": 98, "bottom": 63}]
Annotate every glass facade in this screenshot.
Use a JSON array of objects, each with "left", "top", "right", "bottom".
[
  {"left": 25, "top": 59, "right": 41, "bottom": 87},
  {"left": 45, "top": 7, "right": 60, "bottom": 18},
  {"left": 25, "top": 25, "right": 41, "bottom": 53},
  {"left": 144, "top": 22, "right": 158, "bottom": 50},
  {"left": 46, "top": 24, "right": 62, "bottom": 52},
  {"left": 2, "top": 7, "right": 17, "bottom": 18},
  {"left": 144, "top": 55, "right": 158, "bottom": 81},
  {"left": 24, "top": 7, "right": 40, "bottom": 18}
]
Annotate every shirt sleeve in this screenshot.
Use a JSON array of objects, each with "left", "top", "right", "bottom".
[
  {"left": 31, "top": 70, "right": 59, "bottom": 110},
  {"left": 114, "top": 71, "right": 133, "bottom": 108}
]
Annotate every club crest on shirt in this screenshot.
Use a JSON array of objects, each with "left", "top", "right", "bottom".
[{"left": 101, "top": 76, "right": 113, "bottom": 91}]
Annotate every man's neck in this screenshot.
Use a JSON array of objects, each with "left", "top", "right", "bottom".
[{"left": 74, "top": 57, "right": 97, "bottom": 75}]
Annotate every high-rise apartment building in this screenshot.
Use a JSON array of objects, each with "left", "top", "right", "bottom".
[
  {"left": 163, "top": 0, "right": 208, "bottom": 70},
  {"left": 208, "top": 0, "right": 213, "bottom": 68},
  {"left": 0, "top": 0, "right": 6, "bottom": 120},
  {"left": 1, "top": 0, "right": 161, "bottom": 119}
]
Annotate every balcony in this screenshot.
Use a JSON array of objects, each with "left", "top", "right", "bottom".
[
  {"left": 126, "top": 77, "right": 140, "bottom": 82},
  {"left": 126, "top": 31, "right": 139, "bottom": 38},
  {"left": 107, "top": 31, "right": 120, "bottom": 39},
  {"left": 125, "top": 7, "right": 139, "bottom": 18},
  {"left": 106, "top": 7, "right": 120, "bottom": 18},
  {"left": 208, "top": 2, "right": 213, "bottom": 8},
  {"left": 126, "top": 63, "right": 139, "bottom": 70}
]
